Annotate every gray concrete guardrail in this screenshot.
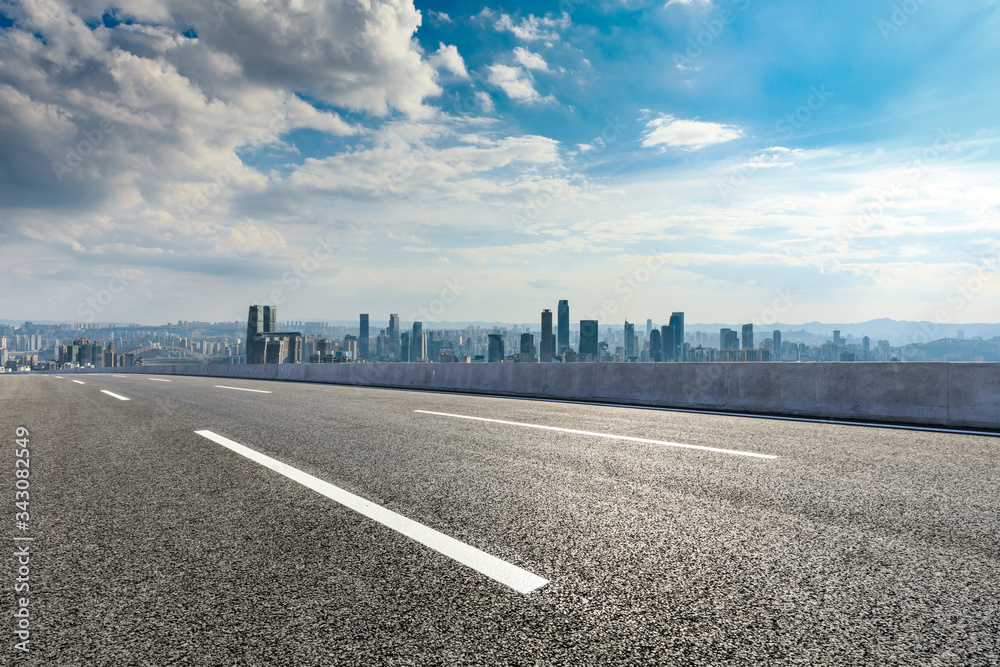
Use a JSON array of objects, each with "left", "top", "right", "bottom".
[{"left": 53, "top": 362, "right": 1000, "bottom": 431}]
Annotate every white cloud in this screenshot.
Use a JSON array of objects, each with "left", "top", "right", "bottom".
[
  {"left": 513, "top": 47, "right": 549, "bottom": 71},
  {"left": 665, "top": 0, "right": 714, "bottom": 7},
  {"left": 488, "top": 64, "right": 552, "bottom": 104},
  {"left": 429, "top": 43, "right": 469, "bottom": 78},
  {"left": 476, "top": 91, "right": 496, "bottom": 113},
  {"left": 493, "top": 12, "right": 570, "bottom": 41},
  {"left": 640, "top": 115, "right": 745, "bottom": 150}
]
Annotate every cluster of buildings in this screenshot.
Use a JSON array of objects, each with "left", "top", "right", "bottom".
[
  {"left": 242, "top": 303, "right": 886, "bottom": 365},
  {"left": 0, "top": 303, "right": 991, "bottom": 372}
]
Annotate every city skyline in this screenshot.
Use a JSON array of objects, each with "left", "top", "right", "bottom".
[{"left": 0, "top": 2, "right": 998, "bottom": 324}]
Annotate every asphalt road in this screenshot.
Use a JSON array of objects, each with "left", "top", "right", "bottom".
[{"left": 3, "top": 373, "right": 999, "bottom": 666}]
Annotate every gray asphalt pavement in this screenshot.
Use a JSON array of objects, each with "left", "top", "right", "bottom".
[{"left": 3, "top": 373, "right": 999, "bottom": 665}]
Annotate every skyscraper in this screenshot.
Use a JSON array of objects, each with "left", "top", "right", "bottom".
[
  {"left": 541, "top": 309, "right": 553, "bottom": 362},
  {"left": 669, "top": 312, "right": 684, "bottom": 361},
  {"left": 246, "top": 304, "right": 277, "bottom": 364},
  {"left": 557, "top": 300, "right": 569, "bottom": 352},
  {"left": 579, "top": 320, "right": 599, "bottom": 360},
  {"left": 646, "top": 319, "right": 653, "bottom": 339},
  {"left": 624, "top": 320, "right": 635, "bottom": 360},
  {"left": 773, "top": 330, "right": 782, "bottom": 361},
  {"left": 414, "top": 332, "right": 427, "bottom": 363},
  {"left": 400, "top": 331, "right": 410, "bottom": 362},
  {"left": 411, "top": 322, "right": 422, "bottom": 362},
  {"left": 520, "top": 332, "right": 536, "bottom": 362},
  {"left": 388, "top": 313, "right": 400, "bottom": 361},
  {"left": 661, "top": 325, "right": 674, "bottom": 361},
  {"left": 649, "top": 328, "right": 662, "bottom": 362},
  {"left": 720, "top": 328, "right": 738, "bottom": 351},
  {"left": 488, "top": 333, "right": 505, "bottom": 362},
  {"left": 742, "top": 324, "right": 754, "bottom": 350},
  {"left": 359, "top": 314, "right": 369, "bottom": 361}
]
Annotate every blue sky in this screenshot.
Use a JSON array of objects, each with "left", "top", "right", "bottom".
[{"left": 0, "top": 0, "right": 998, "bottom": 327}]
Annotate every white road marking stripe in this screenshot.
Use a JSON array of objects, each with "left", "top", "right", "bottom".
[
  {"left": 194, "top": 429, "right": 548, "bottom": 594},
  {"left": 112, "top": 374, "right": 128, "bottom": 378},
  {"left": 148, "top": 378, "right": 171, "bottom": 382},
  {"left": 100, "top": 390, "right": 130, "bottom": 401},
  {"left": 414, "top": 410, "right": 777, "bottom": 460},
  {"left": 72, "top": 380, "right": 85, "bottom": 384},
  {"left": 55, "top": 376, "right": 64, "bottom": 379},
  {"left": 215, "top": 385, "right": 272, "bottom": 394}
]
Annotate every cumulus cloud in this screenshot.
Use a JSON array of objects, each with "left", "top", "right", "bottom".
[
  {"left": 640, "top": 115, "right": 745, "bottom": 150},
  {"left": 491, "top": 11, "right": 570, "bottom": 42},
  {"left": 487, "top": 64, "right": 554, "bottom": 104},
  {"left": 429, "top": 43, "right": 469, "bottom": 78},
  {"left": 513, "top": 47, "right": 549, "bottom": 71},
  {"left": 665, "top": 0, "right": 714, "bottom": 7}
]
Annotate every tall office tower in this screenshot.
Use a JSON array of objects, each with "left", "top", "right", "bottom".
[
  {"left": 624, "top": 320, "right": 635, "bottom": 359},
  {"left": 579, "top": 320, "right": 599, "bottom": 360},
  {"left": 541, "top": 309, "right": 553, "bottom": 362},
  {"left": 400, "top": 332, "right": 410, "bottom": 362},
  {"left": 773, "top": 330, "right": 782, "bottom": 361},
  {"left": 520, "top": 332, "right": 536, "bottom": 362},
  {"left": 414, "top": 333, "right": 427, "bottom": 362},
  {"left": 359, "top": 314, "right": 369, "bottom": 361},
  {"left": 488, "top": 333, "right": 505, "bottom": 362},
  {"left": 246, "top": 304, "right": 272, "bottom": 364},
  {"left": 557, "top": 300, "right": 570, "bottom": 352},
  {"left": 649, "top": 328, "right": 662, "bottom": 362},
  {"left": 742, "top": 324, "right": 754, "bottom": 350},
  {"left": 376, "top": 330, "right": 388, "bottom": 358},
  {"left": 388, "top": 314, "right": 400, "bottom": 361},
  {"left": 285, "top": 335, "right": 302, "bottom": 364},
  {"left": 720, "top": 328, "right": 738, "bottom": 351},
  {"left": 264, "top": 305, "right": 277, "bottom": 335},
  {"left": 646, "top": 319, "right": 653, "bottom": 339},
  {"left": 661, "top": 325, "right": 675, "bottom": 361},
  {"left": 863, "top": 336, "right": 871, "bottom": 355},
  {"left": 411, "top": 322, "right": 422, "bottom": 362},
  {"left": 833, "top": 329, "right": 842, "bottom": 347},
  {"left": 669, "top": 312, "right": 684, "bottom": 361}
]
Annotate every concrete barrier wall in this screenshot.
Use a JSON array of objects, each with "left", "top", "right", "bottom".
[{"left": 65, "top": 362, "right": 999, "bottom": 431}]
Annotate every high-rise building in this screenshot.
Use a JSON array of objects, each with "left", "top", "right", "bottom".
[
  {"left": 579, "top": 320, "right": 599, "bottom": 360},
  {"left": 661, "top": 325, "right": 675, "bottom": 361},
  {"left": 488, "top": 333, "right": 505, "bottom": 362},
  {"left": 649, "top": 328, "right": 662, "bottom": 362},
  {"left": 773, "top": 330, "right": 782, "bottom": 361},
  {"left": 833, "top": 329, "right": 843, "bottom": 348},
  {"left": 669, "top": 312, "right": 684, "bottom": 361},
  {"left": 720, "top": 328, "right": 738, "bottom": 351},
  {"left": 541, "top": 309, "right": 553, "bottom": 362},
  {"left": 247, "top": 304, "right": 277, "bottom": 364},
  {"left": 520, "top": 332, "right": 536, "bottom": 362},
  {"left": 411, "top": 322, "right": 422, "bottom": 362},
  {"left": 414, "top": 332, "right": 427, "bottom": 362},
  {"left": 388, "top": 314, "right": 400, "bottom": 361},
  {"left": 557, "top": 300, "right": 569, "bottom": 352},
  {"left": 742, "top": 324, "right": 754, "bottom": 351},
  {"left": 646, "top": 319, "right": 653, "bottom": 339},
  {"left": 624, "top": 320, "right": 635, "bottom": 360},
  {"left": 359, "top": 314, "right": 369, "bottom": 361},
  {"left": 400, "top": 331, "right": 410, "bottom": 362}
]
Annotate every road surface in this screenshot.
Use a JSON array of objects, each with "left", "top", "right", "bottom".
[{"left": 3, "top": 373, "right": 998, "bottom": 665}]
